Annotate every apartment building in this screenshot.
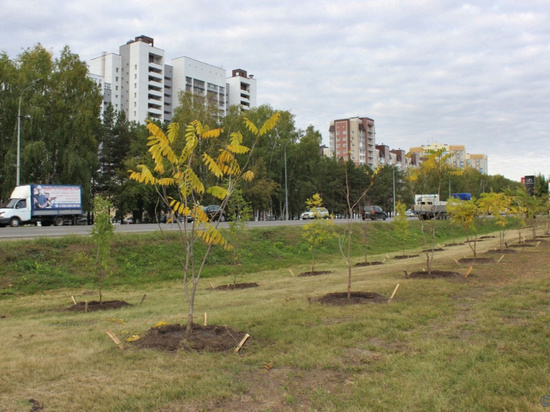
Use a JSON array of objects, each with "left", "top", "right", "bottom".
[
  {"left": 409, "top": 142, "right": 488, "bottom": 174},
  {"left": 329, "top": 117, "right": 376, "bottom": 167},
  {"left": 226, "top": 69, "right": 257, "bottom": 111},
  {"left": 89, "top": 35, "right": 256, "bottom": 123}
]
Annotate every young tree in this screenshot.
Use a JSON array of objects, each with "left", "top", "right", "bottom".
[
  {"left": 477, "top": 192, "right": 514, "bottom": 251},
  {"left": 447, "top": 197, "right": 480, "bottom": 258},
  {"left": 394, "top": 201, "right": 411, "bottom": 256},
  {"left": 302, "top": 193, "right": 335, "bottom": 273},
  {"left": 130, "top": 113, "right": 279, "bottom": 334},
  {"left": 338, "top": 164, "right": 379, "bottom": 299},
  {"left": 91, "top": 195, "right": 114, "bottom": 304}
]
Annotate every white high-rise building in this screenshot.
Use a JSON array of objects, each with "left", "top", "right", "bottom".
[
  {"left": 90, "top": 36, "right": 172, "bottom": 123},
  {"left": 172, "top": 56, "right": 227, "bottom": 117},
  {"left": 89, "top": 36, "right": 257, "bottom": 123},
  {"left": 226, "top": 69, "right": 257, "bottom": 111}
]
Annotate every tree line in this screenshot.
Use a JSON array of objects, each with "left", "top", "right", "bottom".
[{"left": 2, "top": 44, "right": 543, "bottom": 222}]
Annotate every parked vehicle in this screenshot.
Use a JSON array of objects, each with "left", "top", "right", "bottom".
[
  {"left": 204, "top": 205, "right": 226, "bottom": 222},
  {"left": 412, "top": 193, "right": 472, "bottom": 220},
  {"left": 0, "top": 184, "right": 83, "bottom": 227},
  {"left": 362, "top": 205, "right": 388, "bottom": 221},
  {"left": 300, "top": 207, "right": 330, "bottom": 219},
  {"left": 405, "top": 208, "right": 415, "bottom": 218}
]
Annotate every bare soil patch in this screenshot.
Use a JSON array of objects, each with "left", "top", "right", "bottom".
[
  {"left": 486, "top": 248, "right": 517, "bottom": 254},
  {"left": 393, "top": 254, "right": 419, "bottom": 260},
  {"left": 298, "top": 270, "right": 332, "bottom": 277},
  {"left": 458, "top": 257, "right": 494, "bottom": 264},
  {"left": 131, "top": 324, "right": 246, "bottom": 352},
  {"left": 66, "top": 300, "right": 131, "bottom": 312},
  {"left": 354, "top": 261, "right": 384, "bottom": 267},
  {"left": 318, "top": 292, "right": 387, "bottom": 305},
  {"left": 214, "top": 282, "right": 259, "bottom": 290},
  {"left": 408, "top": 270, "right": 462, "bottom": 279},
  {"left": 421, "top": 248, "right": 445, "bottom": 253}
]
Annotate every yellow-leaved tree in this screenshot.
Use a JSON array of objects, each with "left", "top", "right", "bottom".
[{"left": 129, "top": 114, "right": 279, "bottom": 333}]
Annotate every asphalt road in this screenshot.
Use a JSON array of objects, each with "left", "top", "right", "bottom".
[{"left": 0, "top": 216, "right": 399, "bottom": 241}]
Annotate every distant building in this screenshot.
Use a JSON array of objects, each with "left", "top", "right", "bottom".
[
  {"left": 89, "top": 35, "right": 257, "bottom": 123},
  {"left": 329, "top": 117, "right": 376, "bottom": 167},
  {"left": 226, "top": 69, "right": 257, "bottom": 112},
  {"left": 409, "top": 142, "right": 488, "bottom": 174}
]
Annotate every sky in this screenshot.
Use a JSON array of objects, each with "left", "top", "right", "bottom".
[{"left": 2, "top": 0, "right": 549, "bottom": 182}]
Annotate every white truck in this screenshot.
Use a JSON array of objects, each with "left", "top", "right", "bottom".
[
  {"left": 0, "top": 184, "right": 84, "bottom": 227},
  {"left": 412, "top": 193, "right": 472, "bottom": 220}
]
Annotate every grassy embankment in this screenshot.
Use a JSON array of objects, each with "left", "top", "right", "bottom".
[{"left": 1, "top": 218, "right": 550, "bottom": 411}]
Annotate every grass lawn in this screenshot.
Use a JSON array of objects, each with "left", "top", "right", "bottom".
[{"left": 1, "top": 220, "right": 549, "bottom": 410}]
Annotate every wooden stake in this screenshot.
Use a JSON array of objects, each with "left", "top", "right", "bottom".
[
  {"left": 386, "top": 254, "right": 390, "bottom": 259},
  {"left": 536, "top": 241, "right": 541, "bottom": 247},
  {"left": 465, "top": 266, "right": 473, "bottom": 278},
  {"left": 84, "top": 301, "right": 88, "bottom": 313},
  {"left": 454, "top": 259, "right": 460, "bottom": 266},
  {"left": 403, "top": 270, "right": 409, "bottom": 278},
  {"left": 106, "top": 330, "right": 124, "bottom": 350},
  {"left": 498, "top": 255, "right": 505, "bottom": 263},
  {"left": 203, "top": 312, "right": 207, "bottom": 326},
  {"left": 234, "top": 333, "right": 250, "bottom": 353},
  {"left": 388, "top": 284, "right": 400, "bottom": 303},
  {"left": 289, "top": 269, "right": 295, "bottom": 277},
  {"left": 209, "top": 282, "right": 215, "bottom": 289},
  {"left": 71, "top": 296, "right": 77, "bottom": 305},
  {"left": 140, "top": 294, "right": 147, "bottom": 304}
]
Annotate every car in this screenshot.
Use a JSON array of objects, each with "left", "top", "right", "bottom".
[
  {"left": 300, "top": 207, "right": 330, "bottom": 220},
  {"left": 204, "top": 205, "right": 227, "bottom": 222},
  {"left": 405, "top": 208, "right": 415, "bottom": 218},
  {"left": 362, "top": 205, "right": 387, "bottom": 221}
]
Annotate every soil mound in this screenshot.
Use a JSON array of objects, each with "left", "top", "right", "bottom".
[
  {"left": 408, "top": 270, "right": 461, "bottom": 279},
  {"left": 354, "top": 261, "right": 384, "bottom": 267},
  {"left": 214, "top": 282, "right": 259, "bottom": 290},
  {"left": 318, "top": 292, "right": 386, "bottom": 305},
  {"left": 66, "top": 300, "right": 131, "bottom": 312},
  {"left": 132, "top": 324, "right": 246, "bottom": 352},
  {"left": 298, "top": 270, "right": 332, "bottom": 277}
]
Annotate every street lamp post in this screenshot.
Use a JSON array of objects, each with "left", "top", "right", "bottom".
[
  {"left": 284, "top": 142, "right": 289, "bottom": 221},
  {"left": 17, "top": 79, "right": 42, "bottom": 186}
]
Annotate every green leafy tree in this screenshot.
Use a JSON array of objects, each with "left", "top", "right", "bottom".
[
  {"left": 447, "top": 197, "right": 480, "bottom": 258},
  {"left": 225, "top": 190, "right": 253, "bottom": 286},
  {"left": 130, "top": 113, "right": 279, "bottom": 333},
  {"left": 394, "top": 201, "right": 410, "bottom": 256},
  {"left": 477, "top": 192, "right": 514, "bottom": 251},
  {"left": 302, "top": 194, "right": 335, "bottom": 273},
  {"left": 91, "top": 195, "right": 114, "bottom": 304}
]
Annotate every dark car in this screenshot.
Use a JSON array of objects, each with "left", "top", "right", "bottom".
[
  {"left": 204, "top": 205, "right": 227, "bottom": 222},
  {"left": 362, "top": 205, "right": 388, "bottom": 221}
]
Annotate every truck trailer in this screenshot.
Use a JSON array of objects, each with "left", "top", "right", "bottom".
[
  {"left": 412, "top": 193, "right": 472, "bottom": 220},
  {"left": 0, "top": 184, "right": 83, "bottom": 227}
]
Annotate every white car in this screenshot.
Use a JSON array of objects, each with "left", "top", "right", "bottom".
[
  {"left": 300, "top": 207, "right": 330, "bottom": 219},
  {"left": 406, "top": 208, "right": 415, "bottom": 218}
]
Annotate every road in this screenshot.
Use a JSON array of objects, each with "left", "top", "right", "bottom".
[{"left": 0, "top": 216, "right": 400, "bottom": 241}]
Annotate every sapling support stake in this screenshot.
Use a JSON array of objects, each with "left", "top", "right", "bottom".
[
  {"left": 84, "top": 301, "right": 88, "bottom": 313},
  {"left": 289, "top": 269, "right": 295, "bottom": 277},
  {"left": 106, "top": 330, "right": 124, "bottom": 350},
  {"left": 209, "top": 282, "right": 215, "bottom": 289},
  {"left": 203, "top": 313, "right": 207, "bottom": 326},
  {"left": 498, "top": 255, "right": 505, "bottom": 263},
  {"left": 140, "top": 294, "right": 147, "bottom": 304},
  {"left": 465, "top": 266, "right": 473, "bottom": 278},
  {"left": 388, "top": 284, "right": 400, "bottom": 303},
  {"left": 234, "top": 334, "right": 250, "bottom": 353},
  {"left": 403, "top": 270, "right": 409, "bottom": 278},
  {"left": 71, "top": 296, "right": 77, "bottom": 305}
]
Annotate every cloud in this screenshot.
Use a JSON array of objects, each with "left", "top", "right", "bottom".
[{"left": 2, "top": 0, "right": 549, "bottom": 182}]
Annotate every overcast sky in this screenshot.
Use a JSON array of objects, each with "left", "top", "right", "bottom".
[{"left": 2, "top": 0, "right": 549, "bottom": 182}]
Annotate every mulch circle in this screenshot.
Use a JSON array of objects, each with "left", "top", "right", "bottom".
[
  {"left": 298, "top": 270, "right": 332, "bottom": 277},
  {"left": 458, "top": 257, "right": 494, "bottom": 264},
  {"left": 318, "top": 292, "right": 387, "bottom": 305},
  {"left": 214, "top": 282, "right": 259, "bottom": 290},
  {"left": 354, "top": 261, "right": 384, "bottom": 267},
  {"left": 408, "top": 270, "right": 462, "bottom": 279},
  {"left": 508, "top": 243, "right": 535, "bottom": 248},
  {"left": 445, "top": 243, "right": 465, "bottom": 247},
  {"left": 486, "top": 248, "right": 516, "bottom": 254},
  {"left": 393, "top": 254, "right": 419, "bottom": 260},
  {"left": 66, "top": 300, "right": 132, "bottom": 312},
  {"left": 420, "top": 248, "right": 445, "bottom": 253},
  {"left": 131, "top": 324, "right": 246, "bottom": 352}
]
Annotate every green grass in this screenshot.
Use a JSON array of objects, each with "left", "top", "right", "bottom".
[
  {"left": 1, "top": 219, "right": 548, "bottom": 410},
  {"left": 0, "top": 218, "right": 518, "bottom": 297}
]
